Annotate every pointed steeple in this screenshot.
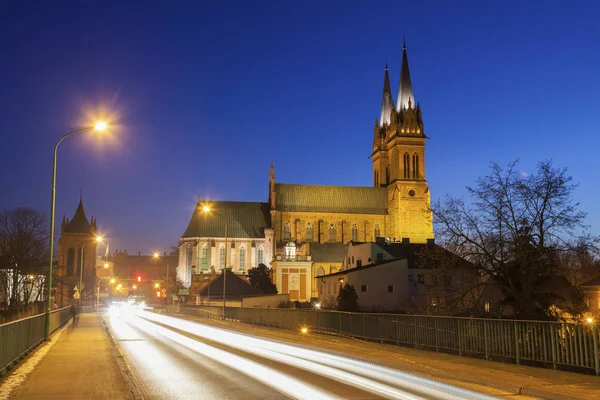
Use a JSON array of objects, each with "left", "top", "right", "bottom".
[
  {"left": 379, "top": 64, "right": 394, "bottom": 127},
  {"left": 396, "top": 40, "right": 415, "bottom": 112},
  {"left": 64, "top": 196, "right": 92, "bottom": 234},
  {"left": 104, "top": 241, "right": 110, "bottom": 259}
]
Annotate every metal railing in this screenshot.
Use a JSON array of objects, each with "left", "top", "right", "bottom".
[
  {"left": 0, "top": 306, "right": 72, "bottom": 376},
  {"left": 179, "top": 306, "right": 600, "bottom": 375}
]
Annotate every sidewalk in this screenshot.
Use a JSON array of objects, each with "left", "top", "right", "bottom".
[
  {"left": 6, "top": 314, "right": 133, "bottom": 400},
  {"left": 172, "top": 311, "right": 600, "bottom": 400}
]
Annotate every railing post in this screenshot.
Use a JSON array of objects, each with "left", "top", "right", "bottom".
[
  {"left": 458, "top": 320, "right": 463, "bottom": 356},
  {"left": 414, "top": 316, "right": 418, "bottom": 348},
  {"left": 593, "top": 324, "right": 600, "bottom": 376},
  {"left": 484, "top": 320, "right": 489, "bottom": 360},
  {"left": 379, "top": 315, "right": 383, "bottom": 344},
  {"left": 434, "top": 317, "right": 439, "bottom": 352},
  {"left": 551, "top": 323, "right": 557, "bottom": 369},
  {"left": 396, "top": 315, "right": 400, "bottom": 346},
  {"left": 515, "top": 321, "right": 520, "bottom": 365},
  {"left": 363, "top": 314, "right": 366, "bottom": 338}
]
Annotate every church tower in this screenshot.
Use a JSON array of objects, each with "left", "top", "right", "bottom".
[
  {"left": 372, "top": 42, "right": 433, "bottom": 243},
  {"left": 56, "top": 195, "right": 99, "bottom": 306}
]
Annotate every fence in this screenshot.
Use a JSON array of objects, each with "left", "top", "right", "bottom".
[
  {"left": 179, "top": 306, "right": 600, "bottom": 375},
  {"left": 0, "top": 306, "right": 72, "bottom": 376}
]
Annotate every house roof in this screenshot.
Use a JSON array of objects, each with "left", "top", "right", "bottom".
[
  {"left": 380, "top": 242, "right": 471, "bottom": 269},
  {"left": 275, "top": 183, "right": 388, "bottom": 215},
  {"left": 197, "top": 270, "right": 258, "bottom": 297},
  {"left": 322, "top": 258, "right": 404, "bottom": 278},
  {"left": 309, "top": 242, "right": 348, "bottom": 263},
  {"left": 182, "top": 201, "right": 271, "bottom": 239},
  {"left": 581, "top": 276, "right": 600, "bottom": 287},
  {"left": 64, "top": 199, "right": 92, "bottom": 234}
]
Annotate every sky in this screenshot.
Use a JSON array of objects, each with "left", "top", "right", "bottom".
[{"left": 1, "top": 0, "right": 599, "bottom": 254}]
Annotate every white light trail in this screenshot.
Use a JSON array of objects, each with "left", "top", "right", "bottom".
[
  {"left": 135, "top": 311, "right": 495, "bottom": 400},
  {"left": 128, "top": 315, "right": 339, "bottom": 400}
]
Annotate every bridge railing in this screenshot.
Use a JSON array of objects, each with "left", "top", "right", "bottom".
[
  {"left": 179, "top": 305, "right": 600, "bottom": 375},
  {"left": 0, "top": 306, "right": 72, "bottom": 376}
]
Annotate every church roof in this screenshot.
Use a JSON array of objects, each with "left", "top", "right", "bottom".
[
  {"left": 64, "top": 199, "right": 92, "bottom": 234},
  {"left": 396, "top": 41, "right": 415, "bottom": 111},
  {"left": 275, "top": 183, "right": 388, "bottom": 215},
  {"left": 309, "top": 242, "right": 349, "bottom": 263},
  {"left": 182, "top": 201, "right": 271, "bottom": 239},
  {"left": 379, "top": 64, "right": 394, "bottom": 127}
]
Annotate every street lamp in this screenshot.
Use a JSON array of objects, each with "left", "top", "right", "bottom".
[
  {"left": 202, "top": 205, "right": 228, "bottom": 317},
  {"left": 44, "top": 121, "right": 108, "bottom": 341},
  {"left": 78, "top": 236, "right": 103, "bottom": 308}
]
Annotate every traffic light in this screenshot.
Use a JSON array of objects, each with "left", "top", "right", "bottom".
[{"left": 137, "top": 276, "right": 141, "bottom": 282}]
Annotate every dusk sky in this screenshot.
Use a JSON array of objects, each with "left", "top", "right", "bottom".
[{"left": 1, "top": 1, "right": 599, "bottom": 254}]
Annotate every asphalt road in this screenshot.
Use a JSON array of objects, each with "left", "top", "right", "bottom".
[{"left": 106, "top": 308, "right": 499, "bottom": 400}]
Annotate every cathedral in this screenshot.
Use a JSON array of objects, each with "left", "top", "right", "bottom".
[{"left": 177, "top": 43, "right": 433, "bottom": 301}]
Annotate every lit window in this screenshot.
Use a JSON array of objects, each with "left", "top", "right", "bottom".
[
  {"left": 219, "top": 245, "right": 225, "bottom": 269},
  {"left": 306, "top": 222, "right": 313, "bottom": 241},
  {"left": 374, "top": 224, "right": 380, "bottom": 238},
  {"left": 316, "top": 267, "right": 325, "bottom": 277},
  {"left": 485, "top": 302, "right": 490, "bottom": 312},
  {"left": 351, "top": 224, "right": 358, "bottom": 241},
  {"left": 328, "top": 223, "right": 336, "bottom": 242},
  {"left": 258, "top": 246, "right": 264, "bottom": 265},
  {"left": 187, "top": 244, "right": 193, "bottom": 270},
  {"left": 404, "top": 152, "right": 410, "bottom": 178},
  {"left": 201, "top": 245, "right": 209, "bottom": 269},
  {"left": 239, "top": 246, "right": 246, "bottom": 269},
  {"left": 285, "top": 242, "right": 296, "bottom": 260},
  {"left": 283, "top": 222, "right": 291, "bottom": 240}
]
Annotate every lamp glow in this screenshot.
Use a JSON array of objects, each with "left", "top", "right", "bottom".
[
  {"left": 203, "top": 206, "right": 210, "bottom": 212},
  {"left": 94, "top": 121, "right": 108, "bottom": 131},
  {"left": 587, "top": 317, "right": 594, "bottom": 324}
]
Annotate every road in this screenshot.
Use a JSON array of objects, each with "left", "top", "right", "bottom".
[{"left": 106, "top": 308, "right": 499, "bottom": 400}]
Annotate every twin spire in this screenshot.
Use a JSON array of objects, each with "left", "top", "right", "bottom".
[{"left": 379, "top": 41, "right": 415, "bottom": 127}]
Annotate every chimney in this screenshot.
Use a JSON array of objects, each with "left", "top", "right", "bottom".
[{"left": 138, "top": 251, "right": 141, "bottom": 256}]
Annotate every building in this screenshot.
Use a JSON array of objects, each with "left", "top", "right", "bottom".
[
  {"left": 56, "top": 196, "right": 100, "bottom": 306},
  {"left": 177, "top": 43, "right": 434, "bottom": 301}
]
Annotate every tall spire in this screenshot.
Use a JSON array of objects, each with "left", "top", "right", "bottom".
[
  {"left": 379, "top": 64, "right": 394, "bottom": 127},
  {"left": 104, "top": 241, "right": 110, "bottom": 259},
  {"left": 396, "top": 41, "right": 415, "bottom": 112}
]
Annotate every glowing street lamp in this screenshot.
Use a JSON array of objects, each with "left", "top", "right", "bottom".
[
  {"left": 153, "top": 251, "right": 171, "bottom": 305},
  {"left": 202, "top": 205, "right": 229, "bottom": 317},
  {"left": 44, "top": 122, "right": 109, "bottom": 341}
]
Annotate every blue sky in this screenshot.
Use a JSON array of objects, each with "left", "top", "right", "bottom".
[{"left": 1, "top": 0, "right": 598, "bottom": 253}]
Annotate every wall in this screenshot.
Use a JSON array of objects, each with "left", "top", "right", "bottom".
[{"left": 241, "top": 294, "right": 290, "bottom": 308}]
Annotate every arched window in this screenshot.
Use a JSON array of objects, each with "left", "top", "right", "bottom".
[
  {"left": 351, "top": 224, "right": 358, "bottom": 241},
  {"left": 306, "top": 222, "right": 313, "bottom": 241},
  {"left": 328, "top": 223, "right": 336, "bottom": 242},
  {"left": 412, "top": 153, "right": 418, "bottom": 179},
  {"left": 187, "top": 244, "right": 193, "bottom": 267},
  {"left": 219, "top": 245, "right": 225, "bottom": 269},
  {"left": 283, "top": 221, "right": 291, "bottom": 240},
  {"left": 374, "top": 171, "right": 378, "bottom": 186},
  {"left": 404, "top": 152, "right": 410, "bottom": 178},
  {"left": 67, "top": 247, "right": 75, "bottom": 276},
  {"left": 77, "top": 248, "right": 84, "bottom": 277},
  {"left": 316, "top": 267, "right": 325, "bottom": 277},
  {"left": 385, "top": 166, "right": 390, "bottom": 184},
  {"left": 239, "top": 246, "right": 246, "bottom": 269},
  {"left": 201, "top": 245, "right": 209, "bottom": 269},
  {"left": 374, "top": 224, "right": 381, "bottom": 238},
  {"left": 258, "top": 246, "right": 264, "bottom": 265}
]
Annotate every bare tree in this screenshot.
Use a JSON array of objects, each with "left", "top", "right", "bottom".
[
  {"left": 0, "top": 208, "right": 48, "bottom": 315},
  {"left": 432, "top": 160, "right": 597, "bottom": 320}
]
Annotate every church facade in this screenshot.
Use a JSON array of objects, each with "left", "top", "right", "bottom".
[{"left": 177, "top": 44, "right": 433, "bottom": 301}]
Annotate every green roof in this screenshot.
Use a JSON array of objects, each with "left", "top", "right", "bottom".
[
  {"left": 275, "top": 183, "right": 388, "bottom": 214},
  {"left": 309, "top": 242, "right": 348, "bottom": 263},
  {"left": 182, "top": 201, "right": 271, "bottom": 239}
]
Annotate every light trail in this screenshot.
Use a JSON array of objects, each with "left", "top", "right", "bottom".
[
  {"left": 122, "top": 314, "right": 340, "bottom": 400},
  {"left": 134, "top": 311, "right": 496, "bottom": 400}
]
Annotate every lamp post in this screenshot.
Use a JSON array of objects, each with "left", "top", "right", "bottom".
[
  {"left": 78, "top": 236, "right": 102, "bottom": 308},
  {"left": 202, "top": 206, "right": 228, "bottom": 317},
  {"left": 154, "top": 252, "right": 171, "bottom": 307},
  {"left": 44, "top": 121, "right": 108, "bottom": 341}
]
